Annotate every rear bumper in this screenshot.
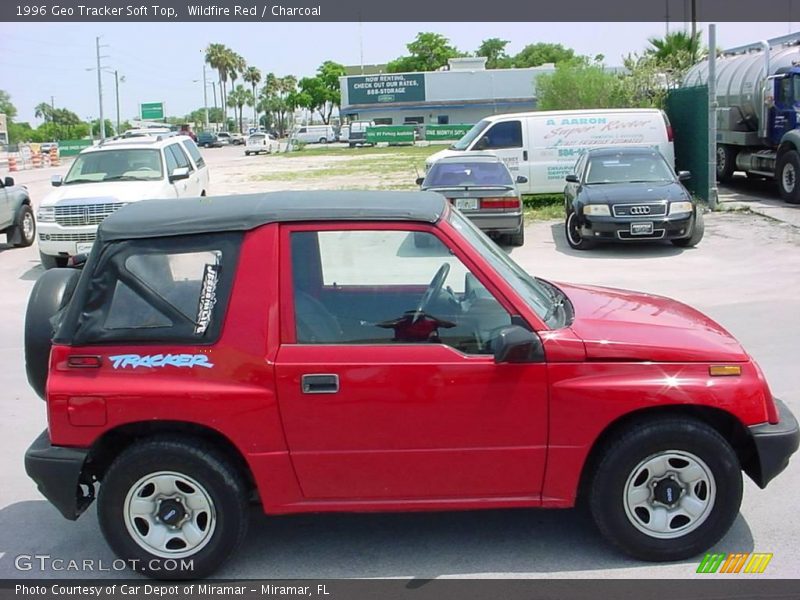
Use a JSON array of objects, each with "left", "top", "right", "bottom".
[
  {"left": 24, "top": 430, "right": 93, "bottom": 520},
  {"left": 465, "top": 212, "right": 523, "bottom": 234},
  {"left": 581, "top": 212, "right": 694, "bottom": 242},
  {"left": 747, "top": 399, "right": 799, "bottom": 488}
]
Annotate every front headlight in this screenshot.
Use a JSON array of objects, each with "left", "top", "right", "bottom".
[
  {"left": 583, "top": 204, "right": 611, "bottom": 216},
  {"left": 669, "top": 201, "right": 693, "bottom": 215},
  {"left": 37, "top": 207, "right": 55, "bottom": 222}
]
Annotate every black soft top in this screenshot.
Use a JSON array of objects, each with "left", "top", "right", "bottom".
[{"left": 98, "top": 191, "right": 448, "bottom": 242}]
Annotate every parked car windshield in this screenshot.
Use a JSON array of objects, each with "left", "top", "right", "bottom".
[
  {"left": 425, "top": 161, "right": 513, "bottom": 187},
  {"left": 448, "top": 210, "right": 566, "bottom": 328},
  {"left": 450, "top": 119, "right": 490, "bottom": 151},
  {"left": 585, "top": 153, "right": 674, "bottom": 184},
  {"left": 64, "top": 149, "right": 163, "bottom": 184}
]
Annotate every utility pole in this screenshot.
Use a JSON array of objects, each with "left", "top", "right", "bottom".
[
  {"left": 203, "top": 64, "right": 210, "bottom": 130},
  {"left": 95, "top": 36, "right": 107, "bottom": 141},
  {"left": 708, "top": 24, "right": 718, "bottom": 210},
  {"left": 665, "top": 0, "right": 670, "bottom": 36},
  {"left": 114, "top": 70, "right": 121, "bottom": 135}
]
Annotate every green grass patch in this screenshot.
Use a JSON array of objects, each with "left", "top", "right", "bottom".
[{"left": 523, "top": 194, "right": 564, "bottom": 221}]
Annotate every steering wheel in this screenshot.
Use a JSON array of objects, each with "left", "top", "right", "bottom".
[{"left": 413, "top": 263, "right": 450, "bottom": 323}]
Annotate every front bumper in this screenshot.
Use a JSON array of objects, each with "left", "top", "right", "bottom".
[
  {"left": 465, "top": 211, "right": 523, "bottom": 235},
  {"left": 25, "top": 430, "right": 93, "bottom": 520},
  {"left": 37, "top": 222, "right": 97, "bottom": 257},
  {"left": 581, "top": 212, "right": 694, "bottom": 242},
  {"left": 747, "top": 399, "right": 799, "bottom": 488}
]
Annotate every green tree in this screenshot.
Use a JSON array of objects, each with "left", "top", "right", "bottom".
[
  {"left": 227, "top": 85, "right": 251, "bottom": 133},
  {"left": 243, "top": 66, "right": 262, "bottom": 127},
  {"left": 205, "top": 43, "right": 239, "bottom": 130},
  {"left": 261, "top": 74, "right": 298, "bottom": 136},
  {"left": 536, "top": 57, "right": 630, "bottom": 110},
  {"left": 8, "top": 121, "right": 34, "bottom": 143},
  {"left": 476, "top": 38, "right": 511, "bottom": 69},
  {"left": 34, "top": 102, "right": 53, "bottom": 123},
  {"left": 0, "top": 90, "right": 17, "bottom": 119},
  {"left": 513, "top": 43, "right": 575, "bottom": 68},
  {"left": 646, "top": 30, "right": 705, "bottom": 68},
  {"left": 91, "top": 119, "right": 115, "bottom": 138},
  {"left": 388, "top": 32, "right": 463, "bottom": 72}
]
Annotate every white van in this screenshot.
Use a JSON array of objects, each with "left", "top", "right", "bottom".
[
  {"left": 291, "top": 124, "right": 335, "bottom": 144},
  {"left": 425, "top": 109, "right": 675, "bottom": 194}
]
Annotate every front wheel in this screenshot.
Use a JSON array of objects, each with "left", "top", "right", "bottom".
[
  {"left": 98, "top": 437, "right": 249, "bottom": 579},
  {"left": 589, "top": 418, "right": 742, "bottom": 561},
  {"left": 565, "top": 211, "right": 595, "bottom": 250},
  {"left": 777, "top": 151, "right": 800, "bottom": 204},
  {"left": 11, "top": 204, "right": 36, "bottom": 247},
  {"left": 671, "top": 209, "right": 704, "bottom": 248}
]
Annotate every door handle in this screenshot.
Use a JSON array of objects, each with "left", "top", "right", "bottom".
[
  {"left": 301, "top": 374, "right": 339, "bottom": 394},
  {"left": 523, "top": 150, "right": 528, "bottom": 161}
]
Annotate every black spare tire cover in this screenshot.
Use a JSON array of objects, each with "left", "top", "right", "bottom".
[{"left": 25, "top": 268, "right": 80, "bottom": 399}]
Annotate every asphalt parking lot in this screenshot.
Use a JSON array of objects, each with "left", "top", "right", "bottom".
[{"left": 1, "top": 145, "right": 799, "bottom": 579}]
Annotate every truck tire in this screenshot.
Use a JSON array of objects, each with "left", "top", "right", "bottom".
[
  {"left": 715, "top": 145, "right": 737, "bottom": 183},
  {"left": 25, "top": 268, "right": 80, "bottom": 399},
  {"left": 98, "top": 437, "right": 249, "bottom": 579},
  {"left": 8, "top": 204, "right": 36, "bottom": 247},
  {"left": 776, "top": 150, "right": 800, "bottom": 204},
  {"left": 589, "top": 417, "right": 742, "bottom": 561}
]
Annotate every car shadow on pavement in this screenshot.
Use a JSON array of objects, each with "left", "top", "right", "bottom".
[
  {"left": 548, "top": 223, "right": 686, "bottom": 259},
  {"left": 0, "top": 501, "right": 755, "bottom": 579},
  {"left": 19, "top": 262, "right": 45, "bottom": 281}
]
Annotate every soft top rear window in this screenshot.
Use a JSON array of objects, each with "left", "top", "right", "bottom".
[{"left": 64, "top": 232, "right": 242, "bottom": 345}]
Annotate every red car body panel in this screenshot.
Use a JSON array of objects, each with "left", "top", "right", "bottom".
[{"left": 44, "top": 216, "right": 777, "bottom": 514}]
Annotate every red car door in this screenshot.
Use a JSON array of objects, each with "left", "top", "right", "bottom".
[{"left": 274, "top": 223, "right": 549, "bottom": 501}]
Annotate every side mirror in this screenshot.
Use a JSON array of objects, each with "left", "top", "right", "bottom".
[
  {"left": 516, "top": 175, "right": 528, "bottom": 184},
  {"left": 51, "top": 175, "right": 63, "bottom": 187},
  {"left": 415, "top": 177, "right": 425, "bottom": 186},
  {"left": 3, "top": 176, "right": 13, "bottom": 187},
  {"left": 678, "top": 170, "right": 691, "bottom": 181},
  {"left": 169, "top": 167, "right": 190, "bottom": 182},
  {"left": 493, "top": 325, "right": 543, "bottom": 364},
  {"left": 565, "top": 174, "right": 579, "bottom": 183}
]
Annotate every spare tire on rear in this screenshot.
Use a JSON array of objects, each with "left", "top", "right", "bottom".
[{"left": 25, "top": 269, "right": 80, "bottom": 399}]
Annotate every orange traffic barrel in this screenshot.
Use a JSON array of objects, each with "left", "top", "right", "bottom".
[
  {"left": 32, "top": 153, "right": 42, "bottom": 168},
  {"left": 8, "top": 155, "right": 18, "bottom": 171},
  {"left": 49, "top": 146, "right": 59, "bottom": 166}
]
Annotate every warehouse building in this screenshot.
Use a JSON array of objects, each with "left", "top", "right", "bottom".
[{"left": 338, "top": 57, "right": 556, "bottom": 126}]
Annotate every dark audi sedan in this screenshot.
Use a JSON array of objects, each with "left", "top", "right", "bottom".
[
  {"left": 564, "top": 147, "right": 703, "bottom": 250},
  {"left": 419, "top": 154, "right": 527, "bottom": 246}
]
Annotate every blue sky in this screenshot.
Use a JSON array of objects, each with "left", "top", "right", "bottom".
[{"left": 0, "top": 21, "right": 794, "bottom": 124}]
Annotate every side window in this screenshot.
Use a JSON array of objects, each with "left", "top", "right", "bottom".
[
  {"left": 298, "top": 127, "right": 307, "bottom": 133},
  {"left": 479, "top": 120, "right": 523, "bottom": 149},
  {"left": 164, "top": 146, "right": 179, "bottom": 175},
  {"left": 167, "top": 144, "right": 192, "bottom": 171},
  {"left": 182, "top": 139, "right": 205, "bottom": 168},
  {"left": 290, "top": 229, "right": 512, "bottom": 354}
]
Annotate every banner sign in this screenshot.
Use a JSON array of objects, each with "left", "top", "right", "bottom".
[{"left": 348, "top": 74, "right": 426, "bottom": 105}]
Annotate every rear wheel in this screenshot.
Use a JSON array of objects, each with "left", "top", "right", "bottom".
[
  {"left": 777, "top": 150, "right": 800, "bottom": 204},
  {"left": 504, "top": 227, "right": 525, "bottom": 247},
  {"left": 98, "top": 437, "right": 249, "bottom": 580},
  {"left": 319, "top": 137, "right": 327, "bottom": 144},
  {"left": 716, "top": 145, "right": 737, "bottom": 183},
  {"left": 565, "top": 211, "right": 595, "bottom": 250},
  {"left": 589, "top": 417, "right": 742, "bottom": 561}
]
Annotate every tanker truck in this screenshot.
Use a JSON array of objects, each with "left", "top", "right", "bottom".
[{"left": 683, "top": 34, "right": 800, "bottom": 203}]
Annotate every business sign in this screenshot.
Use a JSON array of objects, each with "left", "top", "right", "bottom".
[
  {"left": 140, "top": 102, "right": 165, "bottom": 120},
  {"left": 348, "top": 74, "right": 426, "bottom": 105},
  {"left": 58, "top": 139, "right": 93, "bottom": 156},
  {"left": 365, "top": 126, "right": 415, "bottom": 143},
  {"left": 425, "top": 124, "right": 473, "bottom": 140}
]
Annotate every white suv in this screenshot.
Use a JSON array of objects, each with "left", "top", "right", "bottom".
[{"left": 37, "top": 135, "right": 210, "bottom": 268}]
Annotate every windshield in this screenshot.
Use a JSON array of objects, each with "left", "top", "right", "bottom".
[
  {"left": 450, "top": 119, "right": 490, "bottom": 151},
  {"left": 64, "top": 149, "right": 163, "bottom": 184},
  {"left": 448, "top": 210, "right": 567, "bottom": 328},
  {"left": 425, "top": 160, "right": 513, "bottom": 187},
  {"left": 585, "top": 153, "right": 674, "bottom": 184}
]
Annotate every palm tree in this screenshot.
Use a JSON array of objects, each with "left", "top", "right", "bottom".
[
  {"left": 646, "top": 31, "right": 704, "bottom": 68},
  {"left": 205, "top": 43, "right": 238, "bottom": 130},
  {"left": 34, "top": 102, "right": 53, "bottom": 123},
  {"left": 243, "top": 66, "right": 262, "bottom": 128},
  {"left": 227, "top": 85, "right": 251, "bottom": 133}
]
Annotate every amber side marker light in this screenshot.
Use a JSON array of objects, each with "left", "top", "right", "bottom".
[{"left": 709, "top": 365, "right": 742, "bottom": 377}]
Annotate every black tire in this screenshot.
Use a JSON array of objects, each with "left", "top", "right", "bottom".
[
  {"left": 25, "top": 268, "right": 80, "bottom": 399},
  {"left": 98, "top": 437, "right": 250, "bottom": 580},
  {"left": 671, "top": 209, "right": 704, "bottom": 248},
  {"left": 319, "top": 137, "right": 327, "bottom": 144},
  {"left": 39, "top": 251, "right": 68, "bottom": 270},
  {"left": 504, "top": 227, "right": 525, "bottom": 247},
  {"left": 348, "top": 142, "right": 355, "bottom": 148},
  {"left": 565, "top": 210, "right": 595, "bottom": 250},
  {"left": 776, "top": 150, "right": 800, "bottom": 204},
  {"left": 244, "top": 151, "right": 250, "bottom": 156},
  {"left": 715, "top": 144, "right": 737, "bottom": 183},
  {"left": 589, "top": 417, "right": 742, "bottom": 562},
  {"left": 8, "top": 204, "right": 36, "bottom": 247}
]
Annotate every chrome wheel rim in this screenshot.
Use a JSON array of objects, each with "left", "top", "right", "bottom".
[
  {"left": 783, "top": 162, "right": 796, "bottom": 193},
  {"left": 22, "top": 212, "right": 35, "bottom": 241},
  {"left": 566, "top": 212, "right": 582, "bottom": 246},
  {"left": 123, "top": 471, "right": 216, "bottom": 559},
  {"left": 716, "top": 147, "right": 726, "bottom": 174},
  {"left": 623, "top": 450, "right": 716, "bottom": 539}
]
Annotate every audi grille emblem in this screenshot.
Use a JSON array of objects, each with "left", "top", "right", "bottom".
[{"left": 629, "top": 206, "right": 651, "bottom": 215}]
